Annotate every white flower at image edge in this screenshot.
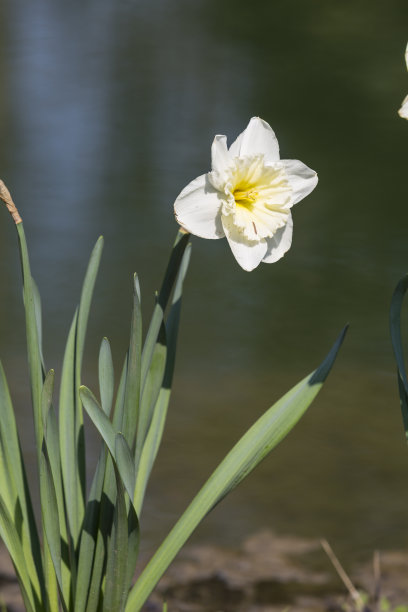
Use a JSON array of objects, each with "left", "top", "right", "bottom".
[
  {"left": 399, "top": 42, "right": 408, "bottom": 120},
  {"left": 174, "top": 117, "right": 318, "bottom": 271}
]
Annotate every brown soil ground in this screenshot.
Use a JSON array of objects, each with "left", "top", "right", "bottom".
[{"left": 1, "top": 531, "right": 407, "bottom": 611}]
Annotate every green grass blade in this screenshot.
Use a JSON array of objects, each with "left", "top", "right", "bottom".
[
  {"left": 41, "top": 371, "right": 71, "bottom": 606},
  {"left": 133, "top": 388, "right": 170, "bottom": 517},
  {"left": 59, "top": 309, "right": 82, "bottom": 557},
  {"left": 0, "top": 361, "right": 45, "bottom": 605},
  {"left": 390, "top": 274, "right": 408, "bottom": 441},
  {"left": 0, "top": 493, "right": 38, "bottom": 612},
  {"left": 115, "top": 434, "right": 136, "bottom": 502},
  {"left": 32, "top": 278, "right": 46, "bottom": 375},
  {"left": 84, "top": 458, "right": 116, "bottom": 612},
  {"left": 75, "top": 236, "right": 104, "bottom": 517},
  {"left": 135, "top": 327, "right": 166, "bottom": 470},
  {"left": 80, "top": 386, "right": 116, "bottom": 456},
  {"left": 103, "top": 464, "right": 130, "bottom": 612},
  {"left": 122, "top": 275, "right": 142, "bottom": 447},
  {"left": 126, "top": 326, "right": 347, "bottom": 611},
  {"left": 163, "top": 242, "right": 191, "bottom": 391},
  {"left": 112, "top": 354, "right": 128, "bottom": 430},
  {"left": 16, "top": 223, "right": 44, "bottom": 461},
  {"left": 40, "top": 371, "right": 61, "bottom": 612},
  {"left": 141, "top": 231, "right": 189, "bottom": 390},
  {"left": 99, "top": 338, "right": 115, "bottom": 417},
  {"left": 74, "top": 446, "right": 108, "bottom": 612},
  {"left": 133, "top": 243, "right": 191, "bottom": 516},
  {"left": 81, "top": 366, "right": 128, "bottom": 612},
  {"left": 40, "top": 442, "right": 68, "bottom": 612},
  {"left": 125, "top": 502, "right": 139, "bottom": 594},
  {"left": 0, "top": 360, "right": 33, "bottom": 516},
  {"left": 81, "top": 388, "right": 138, "bottom": 505}
]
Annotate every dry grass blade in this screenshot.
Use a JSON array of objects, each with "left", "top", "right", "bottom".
[{"left": 321, "top": 539, "right": 366, "bottom": 610}]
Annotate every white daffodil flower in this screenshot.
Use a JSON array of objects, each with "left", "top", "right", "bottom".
[
  {"left": 174, "top": 117, "right": 318, "bottom": 271},
  {"left": 398, "top": 43, "right": 408, "bottom": 120}
]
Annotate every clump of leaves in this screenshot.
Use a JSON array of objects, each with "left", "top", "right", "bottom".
[{"left": 0, "top": 180, "right": 346, "bottom": 611}]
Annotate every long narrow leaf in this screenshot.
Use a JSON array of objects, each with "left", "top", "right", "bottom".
[
  {"left": 32, "top": 278, "right": 46, "bottom": 375},
  {"left": 103, "top": 464, "right": 130, "bottom": 612},
  {"left": 41, "top": 371, "right": 71, "bottom": 606},
  {"left": 133, "top": 388, "right": 170, "bottom": 517},
  {"left": 133, "top": 243, "right": 191, "bottom": 515},
  {"left": 141, "top": 231, "right": 189, "bottom": 390},
  {"left": 77, "top": 353, "right": 128, "bottom": 611},
  {"left": 75, "top": 236, "right": 104, "bottom": 517},
  {"left": 126, "top": 326, "right": 347, "bottom": 611},
  {"left": 99, "top": 338, "right": 115, "bottom": 417},
  {"left": 74, "top": 445, "right": 108, "bottom": 612},
  {"left": 135, "top": 328, "right": 166, "bottom": 470},
  {"left": 39, "top": 371, "right": 61, "bottom": 612},
  {"left": 0, "top": 361, "right": 45, "bottom": 605},
  {"left": 16, "top": 223, "right": 44, "bottom": 458},
  {"left": 102, "top": 444, "right": 139, "bottom": 611},
  {"left": 84, "top": 458, "right": 115, "bottom": 612},
  {"left": 122, "top": 275, "right": 142, "bottom": 447},
  {"left": 81, "top": 388, "right": 137, "bottom": 504},
  {"left": 80, "top": 386, "right": 116, "bottom": 457},
  {"left": 163, "top": 243, "right": 191, "bottom": 390},
  {"left": 0, "top": 493, "right": 38, "bottom": 612},
  {"left": 112, "top": 354, "right": 128, "bottom": 429},
  {"left": 40, "top": 442, "right": 68, "bottom": 612},
  {"left": 59, "top": 309, "right": 82, "bottom": 559},
  {"left": 115, "top": 434, "right": 136, "bottom": 502}
]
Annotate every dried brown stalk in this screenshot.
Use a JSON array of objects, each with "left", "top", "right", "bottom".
[{"left": 0, "top": 180, "right": 22, "bottom": 224}]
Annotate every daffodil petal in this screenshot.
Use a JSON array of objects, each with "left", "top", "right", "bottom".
[
  {"left": 221, "top": 213, "right": 267, "bottom": 271},
  {"left": 211, "top": 135, "right": 232, "bottom": 176},
  {"left": 229, "top": 117, "right": 280, "bottom": 163},
  {"left": 174, "top": 174, "right": 225, "bottom": 239},
  {"left": 281, "top": 159, "right": 318, "bottom": 207},
  {"left": 399, "top": 95, "right": 408, "bottom": 119},
  {"left": 263, "top": 214, "right": 293, "bottom": 263}
]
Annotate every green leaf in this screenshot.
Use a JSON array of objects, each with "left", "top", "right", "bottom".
[
  {"left": 75, "top": 236, "right": 104, "bottom": 515},
  {"left": 390, "top": 274, "right": 408, "bottom": 441},
  {"left": 122, "top": 275, "right": 142, "bottom": 447},
  {"left": 59, "top": 309, "right": 82, "bottom": 557},
  {"left": 103, "top": 464, "right": 130, "bottom": 612},
  {"left": 99, "top": 338, "right": 115, "bottom": 417},
  {"left": 84, "top": 457, "right": 116, "bottom": 612},
  {"left": 40, "top": 442, "right": 68, "bottom": 612},
  {"left": 74, "top": 446, "right": 108, "bottom": 612},
  {"left": 135, "top": 327, "right": 166, "bottom": 470},
  {"left": 81, "top": 389, "right": 137, "bottom": 504},
  {"left": 80, "top": 386, "right": 116, "bottom": 457},
  {"left": 163, "top": 242, "right": 191, "bottom": 390},
  {"left": 125, "top": 326, "right": 347, "bottom": 611},
  {"left": 16, "top": 223, "right": 44, "bottom": 462},
  {"left": 141, "top": 231, "right": 189, "bottom": 391},
  {"left": 40, "top": 370, "right": 61, "bottom": 611},
  {"left": 32, "top": 277, "right": 46, "bottom": 375},
  {"left": 41, "top": 371, "right": 71, "bottom": 605},
  {"left": 59, "top": 237, "right": 103, "bottom": 553},
  {"left": 0, "top": 493, "right": 37, "bottom": 612},
  {"left": 133, "top": 388, "right": 170, "bottom": 517},
  {"left": 112, "top": 354, "right": 128, "bottom": 431},
  {"left": 115, "top": 434, "right": 136, "bottom": 502},
  {"left": 133, "top": 242, "right": 191, "bottom": 516},
  {"left": 0, "top": 361, "right": 45, "bottom": 606}
]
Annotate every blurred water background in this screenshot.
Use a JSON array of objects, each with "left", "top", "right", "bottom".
[{"left": 1, "top": 0, "right": 408, "bottom": 566}]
